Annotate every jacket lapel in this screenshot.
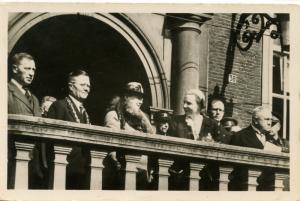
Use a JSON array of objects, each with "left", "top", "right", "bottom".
[
  {"left": 247, "top": 126, "right": 264, "bottom": 149},
  {"left": 8, "top": 81, "right": 34, "bottom": 112}
]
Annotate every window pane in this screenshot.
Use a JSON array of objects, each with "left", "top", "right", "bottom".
[
  {"left": 273, "top": 55, "right": 284, "bottom": 94},
  {"left": 272, "top": 97, "right": 283, "bottom": 138},
  {"left": 286, "top": 100, "right": 290, "bottom": 140}
]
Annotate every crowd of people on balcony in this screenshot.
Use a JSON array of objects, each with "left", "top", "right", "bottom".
[{"left": 8, "top": 52, "right": 288, "bottom": 190}]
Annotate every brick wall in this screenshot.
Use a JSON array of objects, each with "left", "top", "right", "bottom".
[{"left": 208, "top": 14, "right": 263, "bottom": 128}]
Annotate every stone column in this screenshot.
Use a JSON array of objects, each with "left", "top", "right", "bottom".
[
  {"left": 124, "top": 154, "right": 141, "bottom": 190},
  {"left": 170, "top": 14, "right": 213, "bottom": 114},
  {"left": 90, "top": 150, "right": 107, "bottom": 190},
  {"left": 14, "top": 142, "right": 34, "bottom": 189},
  {"left": 52, "top": 145, "right": 72, "bottom": 189},
  {"left": 248, "top": 168, "right": 262, "bottom": 191},
  {"left": 189, "top": 162, "right": 205, "bottom": 191},
  {"left": 158, "top": 158, "right": 173, "bottom": 190},
  {"left": 274, "top": 172, "right": 288, "bottom": 191},
  {"left": 219, "top": 165, "right": 234, "bottom": 191}
]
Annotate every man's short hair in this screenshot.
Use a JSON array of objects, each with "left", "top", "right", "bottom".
[
  {"left": 11, "top": 52, "right": 34, "bottom": 66},
  {"left": 67, "top": 69, "right": 89, "bottom": 84},
  {"left": 252, "top": 106, "right": 271, "bottom": 120}
]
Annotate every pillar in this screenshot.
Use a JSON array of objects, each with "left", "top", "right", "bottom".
[
  {"left": 219, "top": 165, "right": 234, "bottom": 191},
  {"left": 90, "top": 150, "right": 107, "bottom": 190},
  {"left": 124, "top": 154, "right": 141, "bottom": 190},
  {"left": 14, "top": 142, "right": 34, "bottom": 189},
  {"left": 189, "top": 162, "right": 205, "bottom": 191},
  {"left": 248, "top": 168, "right": 262, "bottom": 191},
  {"left": 170, "top": 14, "right": 213, "bottom": 114},
  {"left": 52, "top": 145, "right": 72, "bottom": 189},
  {"left": 274, "top": 172, "right": 289, "bottom": 191},
  {"left": 158, "top": 158, "right": 173, "bottom": 190}
]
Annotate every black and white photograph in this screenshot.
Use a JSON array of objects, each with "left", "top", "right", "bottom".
[{"left": 1, "top": 3, "right": 299, "bottom": 201}]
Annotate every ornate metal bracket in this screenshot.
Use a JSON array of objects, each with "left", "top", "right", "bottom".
[{"left": 235, "top": 14, "right": 282, "bottom": 51}]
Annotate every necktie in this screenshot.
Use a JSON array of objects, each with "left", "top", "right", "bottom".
[{"left": 24, "top": 88, "right": 33, "bottom": 105}]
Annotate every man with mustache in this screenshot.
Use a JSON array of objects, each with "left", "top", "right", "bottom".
[
  {"left": 8, "top": 52, "right": 43, "bottom": 189},
  {"left": 47, "top": 70, "right": 91, "bottom": 189}
]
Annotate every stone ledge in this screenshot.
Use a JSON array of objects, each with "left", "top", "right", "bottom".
[{"left": 8, "top": 114, "right": 289, "bottom": 170}]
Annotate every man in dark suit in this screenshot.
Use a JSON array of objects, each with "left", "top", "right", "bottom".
[
  {"left": 8, "top": 52, "right": 43, "bottom": 189},
  {"left": 230, "top": 106, "right": 283, "bottom": 191},
  {"left": 47, "top": 70, "right": 91, "bottom": 189}
]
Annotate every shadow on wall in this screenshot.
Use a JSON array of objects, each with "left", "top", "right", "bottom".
[{"left": 208, "top": 14, "right": 237, "bottom": 117}]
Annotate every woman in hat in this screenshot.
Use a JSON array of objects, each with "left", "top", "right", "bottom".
[
  {"left": 103, "top": 82, "right": 154, "bottom": 190},
  {"left": 154, "top": 111, "right": 171, "bottom": 135}
]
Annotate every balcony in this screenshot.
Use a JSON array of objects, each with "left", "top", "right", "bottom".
[{"left": 7, "top": 114, "right": 289, "bottom": 191}]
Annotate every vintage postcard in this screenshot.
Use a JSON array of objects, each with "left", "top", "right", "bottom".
[{"left": 0, "top": 3, "right": 299, "bottom": 201}]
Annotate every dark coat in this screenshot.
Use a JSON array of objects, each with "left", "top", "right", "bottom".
[
  {"left": 168, "top": 115, "right": 231, "bottom": 143},
  {"left": 47, "top": 97, "right": 87, "bottom": 123},
  {"left": 8, "top": 80, "right": 41, "bottom": 116},
  {"left": 229, "top": 125, "right": 282, "bottom": 191},
  {"left": 47, "top": 97, "right": 90, "bottom": 189}
]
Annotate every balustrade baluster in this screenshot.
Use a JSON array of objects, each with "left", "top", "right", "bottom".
[
  {"left": 90, "top": 150, "right": 107, "bottom": 190},
  {"left": 52, "top": 145, "right": 72, "bottom": 189},
  {"left": 124, "top": 154, "right": 141, "bottom": 190},
  {"left": 219, "top": 165, "right": 233, "bottom": 191},
  {"left": 189, "top": 162, "right": 205, "bottom": 191},
  {"left": 158, "top": 158, "right": 173, "bottom": 190},
  {"left": 274, "top": 172, "right": 289, "bottom": 191},
  {"left": 14, "top": 142, "right": 34, "bottom": 189},
  {"left": 248, "top": 168, "right": 262, "bottom": 191}
]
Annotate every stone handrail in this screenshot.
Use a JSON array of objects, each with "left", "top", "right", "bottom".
[{"left": 7, "top": 114, "right": 289, "bottom": 190}]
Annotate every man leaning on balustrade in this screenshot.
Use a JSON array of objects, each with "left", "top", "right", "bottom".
[
  {"left": 103, "top": 82, "right": 155, "bottom": 190},
  {"left": 47, "top": 69, "right": 91, "bottom": 189},
  {"left": 229, "top": 106, "right": 285, "bottom": 191},
  {"left": 168, "top": 89, "right": 231, "bottom": 190}
]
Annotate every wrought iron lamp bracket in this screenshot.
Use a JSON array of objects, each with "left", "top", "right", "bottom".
[{"left": 235, "top": 14, "right": 281, "bottom": 51}]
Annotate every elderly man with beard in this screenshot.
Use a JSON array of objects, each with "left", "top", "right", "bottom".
[
  {"left": 104, "top": 82, "right": 154, "bottom": 190},
  {"left": 47, "top": 70, "right": 91, "bottom": 189}
]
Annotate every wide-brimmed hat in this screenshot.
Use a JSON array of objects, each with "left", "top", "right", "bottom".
[
  {"left": 154, "top": 111, "right": 171, "bottom": 123},
  {"left": 124, "top": 82, "right": 144, "bottom": 96},
  {"left": 221, "top": 117, "right": 238, "bottom": 128}
]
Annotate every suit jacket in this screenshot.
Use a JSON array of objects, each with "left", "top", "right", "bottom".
[
  {"left": 230, "top": 125, "right": 282, "bottom": 149},
  {"left": 8, "top": 81, "right": 41, "bottom": 116},
  {"left": 168, "top": 115, "right": 230, "bottom": 143},
  {"left": 229, "top": 125, "right": 282, "bottom": 190},
  {"left": 47, "top": 97, "right": 89, "bottom": 174}
]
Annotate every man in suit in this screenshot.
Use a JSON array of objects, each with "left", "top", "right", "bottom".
[
  {"left": 230, "top": 106, "right": 283, "bottom": 191},
  {"left": 8, "top": 52, "right": 43, "bottom": 189},
  {"left": 8, "top": 52, "right": 41, "bottom": 116},
  {"left": 47, "top": 70, "right": 91, "bottom": 189}
]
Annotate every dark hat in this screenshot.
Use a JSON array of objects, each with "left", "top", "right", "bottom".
[
  {"left": 154, "top": 112, "right": 171, "bottom": 123},
  {"left": 124, "top": 82, "right": 144, "bottom": 96},
  {"left": 221, "top": 117, "right": 238, "bottom": 128}
]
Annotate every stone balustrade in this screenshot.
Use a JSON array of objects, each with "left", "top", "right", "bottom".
[{"left": 7, "top": 114, "right": 289, "bottom": 191}]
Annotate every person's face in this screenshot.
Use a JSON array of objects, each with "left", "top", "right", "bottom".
[
  {"left": 183, "top": 94, "right": 200, "bottom": 116},
  {"left": 211, "top": 101, "right": 224, "bottom": 122},
  {"left": 158, "top": 122, "right": 169, "bottom": 134},
  {"left": 254, "top": 110, "right": 273, "bottom": 133},
  {"left": 13, "top": 58, "right": 36, "bottom": 86},
  {"left": 124, "top": 94, "right": 143, "bottom": 114},
  {"left": 69, "top": 75, "right": 90, "bottom": 102}
]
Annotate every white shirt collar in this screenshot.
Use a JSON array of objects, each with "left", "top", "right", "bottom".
[
  {"left": 11, "top": 78, "right": 26, "bottom": 94},
  {"left": 69, "top": 95, "right": 83, "bottom": 111}
]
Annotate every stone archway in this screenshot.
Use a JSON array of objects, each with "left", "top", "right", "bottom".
[{"left": 8, "top": 12, "right": 169, "bottom": 124}]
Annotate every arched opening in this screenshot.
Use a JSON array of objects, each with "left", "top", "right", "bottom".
[{"left": 9, "top": 13, "right": 162, "bottom": 125}]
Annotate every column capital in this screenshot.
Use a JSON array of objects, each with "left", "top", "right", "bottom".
[
  {"left": 167, "top": 13, "right": 214, "bottom": 33},
  {"left": 15, "top": 142, "right": 35, "bottom": 161}
]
